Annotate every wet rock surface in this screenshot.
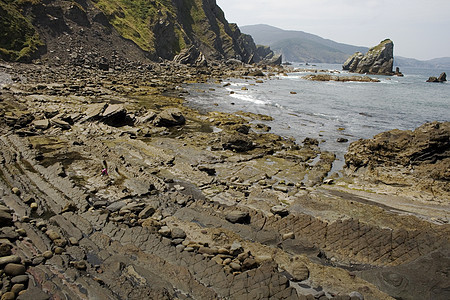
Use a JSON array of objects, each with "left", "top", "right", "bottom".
[{"left": 0, "top": 61, "right": 448, "bottom": 300}]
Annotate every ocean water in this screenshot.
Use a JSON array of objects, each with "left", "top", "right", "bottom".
[{"left": 186, "top": 64, "right": 450, "bottom": 171}]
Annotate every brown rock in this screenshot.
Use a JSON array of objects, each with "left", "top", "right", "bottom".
[{"left": 4, "top": 263, "right": 26, "bottom": 276}]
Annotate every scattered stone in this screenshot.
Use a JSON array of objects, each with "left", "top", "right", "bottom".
[
  {"left": 349, "top": 291, "right": 364, "bottom": 300},
  {"left": 46, "top": 230, "right": 60, "bottom": 241},
  {"left": 11, "top": 283, "right": 26, "bottom": 295},
  {"left": 73, "top": 260, "right": 87, "bottom": 270},
  {"left": 11, "top": 187, "right": 21, "bottom": 195},
  {"left": 43, "top": 251, "right": 53, "bottom": 259},
  {"left": 33, "top": 119, "right": 50, "bottom": 130},
  {"left": 15, "top": 228, "right": 26, "bottom": 236},
  {"left": 270, "top": 206, "right": 289, "bottom": 217},
  {"left": 282, "top": 232, "right": 295, "bottom": 240},
  {"left": 229, "top": 262, "right": 241, "bottom": 271},
  {"left": 1, "top": 292, "right": 15, "bottom": 300},
  {"left": 69, "top": 237, "right": 79, "bottom": 245},
  {"left": 0, "top": 244, "right": 12, "bottom": 256},
  {"left": 158, "top": 226, "right": 172, "bottom": 237},
  {"left": 171, "top": 227, "right": 187, "bottom": 239},
  {"left": 323, "top": 178, "right": 334, "bottom": 185},
  {"left": 54, "top": 247, "right": 65, "bottom": 255},
  {"left": 138, "top": 206, "right": 156, "bottom": 219},
  {"left": 11, "top": 275, "right": 29, "bottom": 285}
]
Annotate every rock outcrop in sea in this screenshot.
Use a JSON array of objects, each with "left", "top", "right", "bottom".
[
  {"left": 343, "top": 39, "right": 394, "bottom": 75},
  {"left": 427, "top": 72, "right": 447, "bottom": 82}
]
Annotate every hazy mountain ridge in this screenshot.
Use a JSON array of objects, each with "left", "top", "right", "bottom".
[
  {"left": 240, "top": 24, "right": 369, "bottom": 64},
  {"left": 241, "top": 24, "right": 450, "bottom": 67},
  {"left": 395, "top": 56, "right": 450, "bottom": 69}
]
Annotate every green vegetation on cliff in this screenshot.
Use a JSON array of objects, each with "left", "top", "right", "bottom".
[
  {"left": 0, "top": 0, "right": 42, "bottom": 61},
  {"left": 92, "top": 0, "right": 245, "bottom": 60}
]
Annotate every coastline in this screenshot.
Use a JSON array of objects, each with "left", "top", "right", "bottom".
[{"left": 0, "top": 61, "right": 449, "bottom": 299}]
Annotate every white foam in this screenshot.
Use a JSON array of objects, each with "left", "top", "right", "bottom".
[{"left": 229, "top": 92, "right": 267, "bottom": 105}]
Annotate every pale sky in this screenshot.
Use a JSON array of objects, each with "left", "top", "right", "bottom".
[{"left": 216, "top": 0, "right": 450, "bottom": 60}]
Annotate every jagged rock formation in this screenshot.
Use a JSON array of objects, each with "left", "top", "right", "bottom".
[
  {"left": 0, "top": 0, "right": 279, "bottom": 66},
  {"left": 427, "top": 72, "right": 447, "bottom": 82},
  {"left": 344, "top": 121, "right": 450, "bottom": 202},
  {"left": 343, "top": 39, "right": 394, "bottom": 75}
]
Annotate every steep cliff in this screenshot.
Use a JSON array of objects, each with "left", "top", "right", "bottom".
[
  {"left": 343, "top": 39, "right": 394, "bottom": 75},
  {"left": 0, "top": 0, "right": 278, "bottom": 65}
]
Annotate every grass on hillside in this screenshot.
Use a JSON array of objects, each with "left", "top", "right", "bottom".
[{"left": 0, "top": 0, "right": 43, "bottom": 61}]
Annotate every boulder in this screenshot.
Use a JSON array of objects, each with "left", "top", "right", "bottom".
[
  {"left": 220, "top": 132, "right": 254, "bottom": 152},
  {"left": 153, "top": 108, "right": 186, "bottom": 127},
  {"left": 173, "top": 45, "right": 207, "bottom": 67},
  {"left": 343, "top": 39, "right": 394, "bottom": 75},
  {"left": 226, "top": 211, "right": 250, "bottom": 224}
]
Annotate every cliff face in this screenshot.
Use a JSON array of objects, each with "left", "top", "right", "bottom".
[
  {"left": 0, "top": 0, "right": 278, "bottom": 65},
  {"left": 343, "top": 39, "right": 394, "bottom": 75}
]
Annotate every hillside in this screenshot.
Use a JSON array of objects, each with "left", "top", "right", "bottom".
[
  {"left": 0, "top": 0, "right": 278, "bottom": 65},
  {"left": 395, "top": 56, "right": 450, "bottom": 69},
  {"left": 240, "top": 24, "right": 369, "bottom": 64}
]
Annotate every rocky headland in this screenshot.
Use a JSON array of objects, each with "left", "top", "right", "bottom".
[{"left": 342, "top": 40, "right": 395, "bottom": 76}]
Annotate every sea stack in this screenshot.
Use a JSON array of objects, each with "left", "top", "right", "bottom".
[
  {"left": 343, "top": 39, "right": 394, "bottom": 75},
  {"left": 427, "top": 72, "right": 447, "bottom": 82}
]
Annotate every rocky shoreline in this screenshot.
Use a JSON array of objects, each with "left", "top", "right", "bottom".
[{"left": 0, "top": 61, "right": 449, "bottom": 300}]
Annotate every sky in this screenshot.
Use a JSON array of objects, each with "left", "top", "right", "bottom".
[{"left": 216, "top": 0, "right": 450, "bottom": 60}]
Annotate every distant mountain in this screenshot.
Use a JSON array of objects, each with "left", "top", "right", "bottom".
[
  {"left": 240, "top": 24, "right": 369, "bottom": 64},
  {"left": 395, "top": 57, "right": 450, "bottom": 69}
]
